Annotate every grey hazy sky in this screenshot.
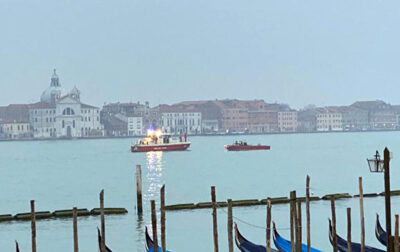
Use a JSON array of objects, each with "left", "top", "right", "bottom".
[{"left": 1, "top": 0, "right": 399, "bottom": 109}]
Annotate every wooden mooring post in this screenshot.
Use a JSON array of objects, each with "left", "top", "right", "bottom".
[
  {"left": 395, "top": 215, "right": 399, "bottom": 252},
  {"left": 297, "top": 199, "right": 302, "bottom": 245},
  {"left": 384, "top": 148, "right": 392, "bottom": 252},
  {"left": 73, "top": 207, "right": 79, "bottom": 252},
  {"left": 227, "top": 199, "right": 233, "bottom": 252},
  {"left": 294, "top": 192, "right": 301, "bottom": 252},
  {"left": 331, "top": 197, "right": 337, "bottom": 252},
  {"left": 31, "top": 200, "right": 36, "bottom": 252},
  {"left": 211, "top": 186, "right": 219, "bottom": 252},
  {"left": 100, "top": 190, "right": 106, "bottom": 252},
  {"left": 161, "top": 185, "right": 166, "bottom": 252},
  {"left": 267, "top": 198, "right": 272, "bottom": 252},
  {"left": 151, "top": 200, "right": 158, "bottom": 252},
  {"left": 306, "top": 175, "right": 311, "bottom": 252},
  {"left": 289, "top": 190, "right": 296, "bottom": 252},
  {"left": 136, "top": 165, "right": 143, "bottom": 215},
  {"left": 359, "top": 177, "right": 365, "bottom": 252},
  {"left": 347, "top": 208, "right": 352, "bottom": 252},
  {"left": 16, "top": 241, "right": 20, "bottom": 252},
  {"left": 391, "top": 237, "right": 396, "bottom": 252}
]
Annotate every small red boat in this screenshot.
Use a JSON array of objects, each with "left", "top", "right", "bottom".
[
  {"left": 224, "top": 141, "right": 270, "bottom": 151},
  {"left": 131, "top": 130, "right": 190, "bottom": 152}
]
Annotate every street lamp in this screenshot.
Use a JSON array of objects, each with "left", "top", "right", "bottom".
[{"left": 367, "top": 147, "right": 392, "bottom": 252}]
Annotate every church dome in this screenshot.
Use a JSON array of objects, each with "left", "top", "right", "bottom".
[{"left": 40, "top": 69, "right": 63, "bottom": 104}]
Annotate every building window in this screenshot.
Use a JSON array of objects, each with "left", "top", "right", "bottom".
[
  {"left": 73, "top": 120, "right": 75, "bottom": 128},
  {"left": 62, "top": 108, "right": 75, "bottom": 115},
  {"left": 62, "top": 120, "right": 65, "bottom": 128}
]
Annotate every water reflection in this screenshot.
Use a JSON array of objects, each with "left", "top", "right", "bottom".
[
  {"left": 145, "top": 151, "right": 164, "bottom": 200},
  {"left": 135, "top": 213, "right": 144, "bottom": 250},
  {"left": 136, "top": 151, "right": 164, "bottom": 251}
]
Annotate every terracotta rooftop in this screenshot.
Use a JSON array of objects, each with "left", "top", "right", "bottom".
[
  {"left": 0, "top": 104, "right": 30, "bottom": 123},
  {"left": 29, "top": 101, "right": 55, "bottom": 109},
  {"left": 81, "top": 103, "right": 99, "bottom": 109}
]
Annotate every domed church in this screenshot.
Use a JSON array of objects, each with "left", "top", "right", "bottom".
[{"left": 29, "top": 70, "right": 103, "bottom": 138}]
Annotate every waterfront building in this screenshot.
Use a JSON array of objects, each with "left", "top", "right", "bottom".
[
  {"left": 248, "top": 110, "right": 277, "bottom": 133},
  {"left": 101, "top": 114, "right": 127, "bottom": 136},
  {"left": 369, "top": 108, "right": 397, "bottom": 130},
  {"left": 29, "top": 70, "right": 103, "bottom": 138},
  {"left": 0, "top": 104, "right": 31, "bottom": 139},
  {"left": 297, "top": 109, "right": 317, "bottom": 132},
  {"left": 159, "top": 105, "right": 202, "bottom": 134},
  {"left": 172, "top": 99, "right": 283, "bottom": 133},
  {"left": 342, "top": 106, "right": 369, "bottom": 131},
  {"left": 351, "top": 100, "right": 396, "bottom": 130},
  {"left": 174, "top": 101, "right": 222, "bottom": 133},
  {"left": 278, "top": 110, "right": 298, "bottom": 132},
  {"left": 134, "top": 102, "right": 160, "bottom": 131},
  {"left": 0, "top": 120, "right": 30, "bottom": 139},
  {"left": 316, "top": 107, "right": 343, "bottom": 131},
  {"left": 215, "top": 99, "right": 266, "bottom": 133},
  {"left": 101, "top": 101, "right": 159, "bottom": 135},
  {"left": 201, "top": 119, "right": 219, "bottom": 133},
  {"left": 112, "top": 112, "right": 144, "bottom": 136},
  {"left": 127, "top": 116, "right": 144, "bottom": 136},
  {"left": 220, "top": 108, "right": 249, "bottom": 132}
]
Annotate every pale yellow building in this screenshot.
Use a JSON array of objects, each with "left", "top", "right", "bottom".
[
  {"left": 316, "top": 107, "right": 343, "bottom": 131},
  {"left": 0, "top": 120, "right": 31, "bottom": 139},
  {"left": 278, "top": 110, "right": 298, "bottom": 132}
]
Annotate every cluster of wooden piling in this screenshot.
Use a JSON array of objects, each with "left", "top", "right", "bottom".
[
  {"left": 13, "top": 190, "right": 127, "bottom": 252},
  {"left": 206, "top": 175, "right": 400, "bottom": 252},
  {"left": 132, "top": 162, "right": 400, "bottom": 251},
  {"left": 329, "top": 177, "right": 400, "bottom": 252},
  {"left": 0, "top": 207, "right": 127, "bottom": 223},
  {"left": 164, "top": 190, "right": 400, "bottom": 211}
]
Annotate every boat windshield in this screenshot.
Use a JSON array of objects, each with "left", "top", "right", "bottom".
[{"left": 234, "top": 141, "right": 247, "bottom": 146}]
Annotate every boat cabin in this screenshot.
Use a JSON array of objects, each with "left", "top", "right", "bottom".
[
  {"left": 234, "top": 141, "right": 248, "bottom": 146},
  {"left": 136, "top": 130, "right": 188, "bottom": 146}
]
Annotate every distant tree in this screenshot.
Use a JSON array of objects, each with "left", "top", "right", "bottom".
[{"left": 303, "top": 104, "right": 316, "bottom": 110}]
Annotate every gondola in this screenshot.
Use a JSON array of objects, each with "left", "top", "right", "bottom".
[
  {"left": 273, "top": 222, "right": 322, "bottom": 252},
  {"left": 145, "top": 226, "right": 171, "bottom": 252},
  {"left": 375, "top": 214, "right": 387, "bottom": 246},
  {"left": 15, "top": 241, "right": 20, "bottom": 252},
  {"left": 97, "top": 227, "right": 112, "bottom": 252},
  {"left": 234, "top": 223, "right": 278, "bottom": 252},
  {"left": 328, "top": 219, "right": 384, "bottom": 252}
]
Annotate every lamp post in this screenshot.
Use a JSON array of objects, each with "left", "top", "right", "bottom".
[{"left": 367, "top": 147, "right": 392, "bottom": 252}]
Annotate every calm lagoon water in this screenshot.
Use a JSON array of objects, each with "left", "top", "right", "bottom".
[{"left": 1, "top": 132, "right": 400, "bottom": 251}]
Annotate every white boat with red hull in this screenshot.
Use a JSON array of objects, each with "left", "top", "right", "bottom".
[{"left": 131, "top": 130, "right": 190, "bottom": 152}]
